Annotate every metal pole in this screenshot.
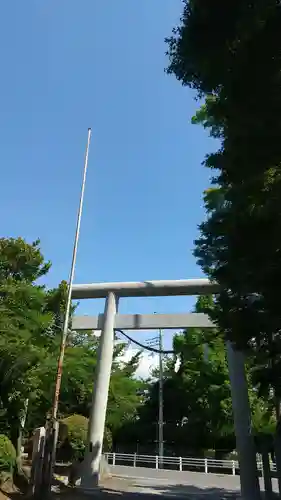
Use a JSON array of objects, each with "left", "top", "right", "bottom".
[
  {"left": 52, "top": 127, "right": 92, "bottom": 421},
  {"left": 226, "top": 341, "right": 260, "bottom": 500},
  {"left": 158, "top": 328, "right": 164, "bottom": 466},
  {"left": 42, "top": 128, "right": 91, "bottom": 494},
  {"left": 81, "top": 291, "right": 117, "bottom": 488}
]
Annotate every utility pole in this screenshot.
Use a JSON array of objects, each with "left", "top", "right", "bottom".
[
  {"left": 145, "top": 326, "right": 164, "bottom": 466},
  {"left": 158, "top": 328, "right": 164, "bottom": 466}
]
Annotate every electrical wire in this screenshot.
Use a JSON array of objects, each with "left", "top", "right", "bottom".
[{"left": 115, "top": 328, "right": 174, "bottom": 354}]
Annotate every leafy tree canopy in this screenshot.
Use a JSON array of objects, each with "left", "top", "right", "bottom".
[
  {"left": 166, "top": 0, "right": 281, "bottom": 407},
  {"left": 0, "top": 237, "right": 144, "bottom": 447}
]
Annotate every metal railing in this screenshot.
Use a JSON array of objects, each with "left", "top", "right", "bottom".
[{"left": 105, "top": 452, "right": 276, "bottom": 476}]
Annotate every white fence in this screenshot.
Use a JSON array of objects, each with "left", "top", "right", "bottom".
[{"left": 105, "top": 452, "right": 276, "bottom": 476}]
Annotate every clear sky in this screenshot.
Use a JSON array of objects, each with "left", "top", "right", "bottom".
[{"left": 0, "top": 1, "right": 216, "bottom": 357}]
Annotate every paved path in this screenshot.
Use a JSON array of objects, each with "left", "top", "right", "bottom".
[
  {"left": 54, "top": 464, "right": 280, "bottom": 498},
  {"left": 109, "top": 465, "right": 279, "bottom": 497}
]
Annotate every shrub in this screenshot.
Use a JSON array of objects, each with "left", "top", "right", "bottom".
[
  {"left": 59, "top": 414, "right": 87, "bottom": 462},
  {"left": 59, "top": 414, "right": 112, "bottom": 462},
  {"left": 0, "top": 435, "right": 16, "bottom": 474}
]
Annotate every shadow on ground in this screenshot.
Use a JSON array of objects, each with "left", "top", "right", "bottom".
[
  {"left": 59, "top": 481, "right": 280, "bottom": 500},
  {"left": 97, "top": 484, "right": 239, "bottom": 499},
  {"left": 1, "top": 480, "right": 278, "bottom": 499},
  {"left": 0, "top": 483, "right": 239, "bottom": 499}
]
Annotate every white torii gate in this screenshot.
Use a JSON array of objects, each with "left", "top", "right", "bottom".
[{"left": 71, "top": 278, "right": 260, "bottom": 500}]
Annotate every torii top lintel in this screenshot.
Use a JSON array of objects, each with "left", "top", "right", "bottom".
[{"left": 71, "top": 278, "right": 220, "bottom": 300}]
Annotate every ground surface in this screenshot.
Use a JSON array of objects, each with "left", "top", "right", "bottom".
[
  {"left": 108, "top": 464, "right": 279, "bottom": 496},
  {"left": 52, "top": 465, "right": 278, "bottom": 499},
  {"left": 1, "top": 464, "right": 278, "bottom": 499},
  {"left": 99, "top": 475, "right": 240, "bottom": 498}
]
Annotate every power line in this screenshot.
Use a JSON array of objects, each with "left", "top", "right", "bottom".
[{"left": 114, "top": 329, "right": 174, "bottom": 354}]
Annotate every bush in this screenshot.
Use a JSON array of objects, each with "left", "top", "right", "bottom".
[
  {"left": 0, "top": 435, "right": 16, "bottom": 474},
  {"left": 58, "top": 414, "right": 112, "bottom": 462},
  {"left": 59, "top": 414, "right": 87, "bottom": 462}
]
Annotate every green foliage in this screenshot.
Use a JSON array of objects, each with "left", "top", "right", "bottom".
[
  {"left": 0, "top": 435, "right": 16, "bottom": 473},
  {"left": 251, "top": 403, "right": 276, "bottom": 436},
  {"left": 116, "top": 297, "right": 235, "bottom": 455},
  {"left": 59, "top": 414, "right": 112, "bottom": 461},
  {"left": 0, "top": 237, "right": 144, "bottom": 455},
  {"left": 59, "top": 414, "right": 89, "bottom": 461},
  {"left": 0, "top": 238, "right": 53, "bottom": 443},
  {"left": 107, "top": 349, "right": 144, "bottom": 431},
  {"left": 166, "top": 0, "right": 281, "bottom": 410},
  {"left": 0, "top": 234, "right": 275, "bottom": 458},
  {"left": 26, "top": 332, "right": 144, "bottom": 436},
  {"left": 164, "top": 297, "right": 235, "bottom": 453},
  {"left": 0, "top": 237, "right": 51, "bottom": 282},
  {"left": 1, "top": 237, "right": 274, "bottom": 458},
  {"left": 115, "top": 296, "right": 274, "bottom": 455}
]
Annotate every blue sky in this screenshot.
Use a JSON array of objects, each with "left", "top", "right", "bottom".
[{"left": 1, "top": 1, "right": 216, "bottom": 348}]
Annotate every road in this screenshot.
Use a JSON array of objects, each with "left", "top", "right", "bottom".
[{"left": 108, "top": 465, "right": 279, "bottom": 498}]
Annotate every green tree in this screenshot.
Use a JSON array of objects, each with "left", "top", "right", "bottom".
[
  {"left": 115, "top": 297, "right": 235, "bottom": 456},
  {"left": 166, "top": 0, "right": 281, "bottom": 415},
  {"left": 0, "top": 237, "right": 51, "bottom": 282},
  {"left": 107, "top": 347, "right": 144, "bottom": 432},
  {"left": 28, "top": 333, "right": 144, "bottom": 436},
  {"left": 119, "top": 297, "right": 274, "bottom": 457},
  {"left": 0, "top": 237, "right": 144, "bottom": 459},
  {"left": 166, "top": 297, "right": 235, "bottom": 456},
  {"left": 0, "top": 238, "right": 53, "bottom": 448}
]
